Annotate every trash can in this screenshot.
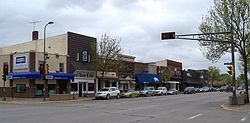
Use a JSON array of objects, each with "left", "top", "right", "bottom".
[{"left": 236, "top": 94, "right": 247, "bottom": 105}]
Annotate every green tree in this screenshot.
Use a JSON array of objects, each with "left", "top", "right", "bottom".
[
  {"left": 207, "top": 66, "right": 221, "bottom": 87},
  {"left": 92, "top": 34, "right": 122, "bottom": 88},
  {"left": 220, "top": 73, "right": 233, "bottom": 84},
  {"left": 199, "top": 0, "right": 250, "bottom": 102}
]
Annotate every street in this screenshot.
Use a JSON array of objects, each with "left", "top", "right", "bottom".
[{"left": 0, "top": 92, "right": 249, "bottom": 123}]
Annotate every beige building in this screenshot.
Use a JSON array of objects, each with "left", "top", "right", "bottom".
[{"left": 0, "top": 31, "right": 97, "bottom": 98}]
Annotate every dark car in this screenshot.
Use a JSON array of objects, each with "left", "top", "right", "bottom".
[
  {"left": 184, "top": 87, "right": 195, "bottom": 94},
  {"left": 226, "top": 86, "right": 235, "bottom": 92}
]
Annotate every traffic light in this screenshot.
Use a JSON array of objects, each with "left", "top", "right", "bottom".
[
  {"left": 161, "top": 32, "right": 175, "bottom": 40},
  {"left": 39, "top": 64, "right": 45, "bottom": 75},
  {"left": 227, "top": 65, "right": 234, "bottom": 76},
  {"left": 2, "top": 75, "right": 6, "bottom": 81},
  {"left": 3, "top": 64, "right": 8, "bottom": 75},
  {"left": 45, "top": 64, "right": 49, "bottom": 75}
]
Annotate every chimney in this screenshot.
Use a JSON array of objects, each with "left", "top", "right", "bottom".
[{"left": 32, "top": 31, "right": 38, "bottom": 40}]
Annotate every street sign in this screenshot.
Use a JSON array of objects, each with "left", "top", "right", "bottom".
[{"left": 224, "top": 62, "right": 232, "bottom": 65}]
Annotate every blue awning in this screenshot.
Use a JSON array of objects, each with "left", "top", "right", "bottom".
[
  {"left": 46, "top": 73, "right": 74, "bottom": 80},
  {"left": 135, "top": 74, "right": 161, "bottom": 84},
  {"left": 7, "top": 72, "right": 74, "bottom": 80},
  {"left": 7, "top": 72, "right": 41, "bottom": 79}
]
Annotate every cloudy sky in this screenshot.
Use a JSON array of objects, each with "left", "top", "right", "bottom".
[{"left": 0, "top": 0, "right": 242, "bottom": 76}]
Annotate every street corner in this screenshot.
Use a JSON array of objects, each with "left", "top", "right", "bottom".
[{"left": 220, "top": 102, "right": 250, "bottom": 113}]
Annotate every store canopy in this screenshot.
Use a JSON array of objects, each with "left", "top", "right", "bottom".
[
  {"left": 135, "top": 74, "right": 161, "bottom": 84},
  {"left": 7, "top": 72, "right": 41, "bottom": 79},
  {"left": 46, "top": 73, "right": 74, "bottom": 80},
  {"left": 7, "top": 72, "right": 74, "bottom": 80}
]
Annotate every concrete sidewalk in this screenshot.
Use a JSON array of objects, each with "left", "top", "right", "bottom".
[
  {"left": 221, "top": 102, "right": 250, "bottom": 113},
  {"left": 0, "top": 97, "right": 95, "bottom": 104}
]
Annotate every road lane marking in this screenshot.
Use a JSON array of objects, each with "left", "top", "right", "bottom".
[
  {"left": 240, "top": 113, "right": 249, "bottom": 122},
  {"left": 187, "top": 113, "right": 203, "bottom": 120}
]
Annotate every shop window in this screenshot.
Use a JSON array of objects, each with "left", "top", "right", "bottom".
[
  {"left": 16, "top": 84, "right": 26, "bottom": 93},
  {"left": 88, "top": 83, "right": 94, "bottom": 91},
  {"left": 71, "top": 83, "right": 78, "bottom": 91},
  {"left": 36, "top": 84, "right": 44, "bottom": 96},
  {"left": 48, "top": 84, "right": 56, "bottom": 95},
  {"left": 112, "top": 82, "right": 116, "bottom": 87},
  {"left": 59, "top": 63, "right": 64, "bottom": 72},
  {"left": 83, "top": 83, "right": 87, "bottom": 91}
]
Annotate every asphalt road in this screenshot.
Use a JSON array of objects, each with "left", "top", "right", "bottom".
[{"left": 0, "top": 92, "right": 249, "bottom": 123}]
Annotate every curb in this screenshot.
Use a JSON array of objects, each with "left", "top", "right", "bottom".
[
  {"left": 0, "top": 101, "right": 17, "bottom": 104},
  {"left": 220, "top": 103, "right": 250, "bottom": 113}
]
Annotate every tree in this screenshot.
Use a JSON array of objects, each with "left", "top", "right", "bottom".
[
  {"left": 207, "top": 66, "right": 221, "bottom": 87},
  {"left": 92, "top": 34, "right": 122, "bottom": 88},
  {"left": 220, "top": 73, "right": 233, "bottom": 84},
  {"left": 199, "top": 0, "right": 250, "bottom": 102},
  {"left": 159, "top": 69, "right": 171, "bottom": 83}
]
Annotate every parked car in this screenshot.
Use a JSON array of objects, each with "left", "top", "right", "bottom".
[
  {"left": 220, "top": 86, "right": 227, "bottom": 92},
  {"left": 167, "top": 88, "right": 179, "bottom": 95},
  {"left": 140, "top": 87, "right": 155, "bottom": 96},
  {"left": 121, "top": 89, "right": 140, "bottom": 98},
  {"left": 226, "top": 86, "right": 235, "bottom": 92},
  {"left": 95, "top": 87, "right": 120, "bottom": 100},
  {"left": 154, "top": 87, "right": 168, "bottom": 95},
  {"left": 201, "top": 87, "right": 210, "bottom": 92},
  {"left": 195, "top": 88, "right": 201, "bottom": 93},
  {"left": 184, "top": 87, "right": 195, "bottom": 94}
]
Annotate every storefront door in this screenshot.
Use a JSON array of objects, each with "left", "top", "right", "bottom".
[{"left": 79, "top": 83, "right": 83, "bottom": 97}]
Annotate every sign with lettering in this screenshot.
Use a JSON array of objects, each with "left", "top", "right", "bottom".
[{"left": 13, "top": 53, "right": 29, "bottom": 70}]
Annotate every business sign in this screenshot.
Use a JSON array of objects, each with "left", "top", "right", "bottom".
[{"left": 13, "top": 53, "right": 29, "bottom": 70}]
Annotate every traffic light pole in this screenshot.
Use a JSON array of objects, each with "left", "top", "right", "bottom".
[
  {"left": 2, "top": 80, "right": 6, "bottom": 101},
  {"left": 230, "top": 32, "right": 237, "bottom": 105},
  {"left": 163, "top": 31, "right": 238, "bottom": 104}
]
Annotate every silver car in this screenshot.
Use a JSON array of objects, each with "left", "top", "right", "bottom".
[{"left": 140, "top": 87, "right": 155, "bottom": 96}]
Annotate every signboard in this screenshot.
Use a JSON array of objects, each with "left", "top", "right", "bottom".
[{"left": 13, "top": 53, "right": 29, "bottom": 70}]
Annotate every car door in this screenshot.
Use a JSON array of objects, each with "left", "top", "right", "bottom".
[{"left": 110, "top": 88, "right": 116, "bottom": 96}]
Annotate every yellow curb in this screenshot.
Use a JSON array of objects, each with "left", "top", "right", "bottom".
[
  {"left": 46, "top": 99, "right": 81, "bottom": 103},
  {"left": 0, "top": 101, "right": 17, "bottom": 104},
  {"left": 220, "top": 103, "right": 250, "bottom": 113}
]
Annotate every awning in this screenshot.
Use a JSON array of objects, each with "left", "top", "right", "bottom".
[
  {"left": 135, "top": 74, "right": 161, "bottom": 84},
  {"left": 46, "top": 73, "right": 74, "bottom": 80},
  {"left": 7, "top": 72, "right": 74, "bottom": 80},
  {"left": 7, "top": 72, "right": 41, "bottom": 79}
]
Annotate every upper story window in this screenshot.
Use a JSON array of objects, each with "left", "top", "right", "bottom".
[
  {"left": 59, "top": 63, "right": 64, "bottom": 72},
  {"left": 82, "top": 51, "right": 88, "bottom": 62},
  {"left": 76, "top": 53, "right": 80, "bottom": 61}
]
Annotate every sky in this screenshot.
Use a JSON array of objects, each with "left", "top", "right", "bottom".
[{"left": 0, "top": 0, "right": 243, "bottom": 76}]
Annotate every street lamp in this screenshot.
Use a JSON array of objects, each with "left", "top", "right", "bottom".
[{"left": 43, "top": 21, "right": 54, "bottom": 101}]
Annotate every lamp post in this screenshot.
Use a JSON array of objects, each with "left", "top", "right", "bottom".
[{"left": 43, "top": 21, "right": 54, "bottom": 101}]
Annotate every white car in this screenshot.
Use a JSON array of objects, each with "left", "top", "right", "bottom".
[
  {"left": 95, "top": 87, "right": 120, "bottom": 100},
  {"left": 154, "top": 87, "right": 168, "bottom": 95}
]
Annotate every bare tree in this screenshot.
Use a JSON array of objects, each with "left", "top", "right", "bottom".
[{"left": 92, "top": 34, "right": 122, "bottom": 88}]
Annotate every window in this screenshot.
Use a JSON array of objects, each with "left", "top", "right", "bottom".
[
  {"left": 16, "top": 84, "right": 26, "bottom": 93},
  {"left": 71, "top": 83, "right": 78, "bottom": 91},
  {"left": 59, "top": 63, "right": 64, "bottom": 72},
  {"left": 82, "top": 51, "right": 88, "bottom": 62},
  {"left": 76, "top": 53, "right": 80, "bottom": 61},
  {"left": 88, "top": 83, "right": 94, "bottom": 91}
]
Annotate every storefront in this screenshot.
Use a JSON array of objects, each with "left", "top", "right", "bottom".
[
  {"left": 7, "top": 72, "right": 74, "bottom": 98},
  {"left": 135, "top": 74, "right": 162, "bottom": 90},
  {"left": 165, "top": 81, "right": 180, "bottom": 90},
  {"left": 71, "top": 70, "right": 96, "bottom": 97},
  {"left": 119, "top": 76, "right": 136, "bottom": 91}
]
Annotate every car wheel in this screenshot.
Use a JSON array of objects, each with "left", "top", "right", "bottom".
[
  {"left": 129, "top": 94, "right": 132, "bottom": 98},
  {"left": 106, "top": 94, "right": 110, "bottom": 100},
  {"left": 116, "top": 94, "right": 120, "bottom": 99},
  {"left": 145, "top": 92, "right": 148, "bottom": 97}
]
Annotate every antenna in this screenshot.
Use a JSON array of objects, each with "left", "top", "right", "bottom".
[{"left": 29, "top": 21, "right": 41, "bottom": 31}]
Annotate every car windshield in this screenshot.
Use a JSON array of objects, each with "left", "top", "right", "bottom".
[
  {"left": 99, "top": 88, "right": 109, "bottom": 91},
  {"left": 157, "top": 87, "right": 164, "bottom": 90},
  {"left": 143, "top": 87, "right": 149, "bottom": 90}
]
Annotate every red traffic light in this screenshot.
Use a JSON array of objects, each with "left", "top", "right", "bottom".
[
  {"left": 161, "top": 32, "right": 175, "bottom": 40},
  {"left": 39, "top": 64, "right": 45, "bottom": 74},
  {"left": 3, "top": 64, "right": 8, "bottom": 75}
]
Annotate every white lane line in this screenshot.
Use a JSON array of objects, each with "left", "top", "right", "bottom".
[
  {"left": 240, "top": 113, "right": 249, "bottom": 122},
  {"left": 187, "top": 113, "right": 203, "bottom": 120}
]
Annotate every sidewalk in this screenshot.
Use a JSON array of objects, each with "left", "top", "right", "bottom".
[
  {"left": 221, "top": 102, "right": 250, "bottom": 113},
  {"left": 0, "top": 97, "right": 95, "bottom": 104}
]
